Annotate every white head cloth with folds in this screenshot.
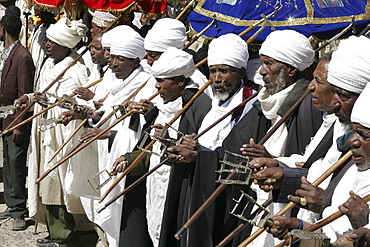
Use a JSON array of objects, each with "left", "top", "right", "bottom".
[
  {"left": 151, "top": 47, "right": 195, "bottom": 78},
  {"left": 101, "top": 27, "right": 117, "bottom": 48},
  {"left": 351, "top": 83, "right": 370, "bottom": 128},
  {"left": 208, "top": 33, "right": 249, "bottom": 69},
  {"left": 46, "top": 17, "right": 88, "bottom": 48},
  {"left": 110, "top": 25, "right": 145, "bottom": 59},
  {"left": 328, "top": 35, "right": 370, "bottom": 94},
  {"left": 144, "top": 18, "right": 187, "bottom": 52},
  {"left": 92, "top": 11, "right": 116, "bottom": 28},
  {"left": 259, "top": 30, "right": 314, "bottom": 71}
]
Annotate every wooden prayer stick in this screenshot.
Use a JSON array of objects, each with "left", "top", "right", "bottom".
[
  {"left": 1, "top": 78, "right": 103, "bottom": 137},
  {"left": 97, "top": 90, "right": 260, "bottom": 212},
  {"left": 38, "top": 79, "right": 151, "bottom": 180},
  {"left": 175, "top": 0, "right": 195, "bottom": 20},
  {"left": 99, "top": 79, "right": 213, "bottom": 203},
  {"left": 174, "top": 90, "right": 310, "bottom": 240},
  {"left": 237, "top": 150, "right": 353, "bottom": 247},
  {"left": 275, "top": 193, "right": 370, "bottom": 247},
  {"left": 35, "top": 92, "right": 159, "bottom": 184}
]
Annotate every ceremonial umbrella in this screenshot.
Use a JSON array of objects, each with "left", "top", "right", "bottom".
[
  {"left": 188, "top": 0, "right": 370, "bottom": 43},
  {"left": 26, "top": 0, "right": 167, "bottom": 18}
]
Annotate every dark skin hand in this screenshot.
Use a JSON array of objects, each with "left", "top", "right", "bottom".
[
  {"left": 12, "top": 129, "right": 23, "bottom": 144},
  {"left": 266, "top": 215, "right": 300, "bottom": 240},
  {"left": 339, "top": 191, "right": 370, "bottom": 229},
  {"left": 240, "top": 138, "right": 274, "bottom": 159},
  {"left": 166, "top": 133, "right": 200, "bottom": 163},
  {"left": 33, "top": 92, "right": 48, "bottom": 107},
  {"left": 13, "top": 95, "right": 29, "bottom": 110},
  {"left": 93, "top": 98, "right": 105, "bottom": 110},
  {"left": 336, "top": 227, "right": 370, "bottom": 247},
  {"left": 78, "top": 127, "right": 112, "bottom": 143},
  {"left": 125, "top": 99, "right": 154, "bottom": 115},
  {"left": 111, "top": 155, "right": 127, "bottom": 176},
  {"left": 73, "top": 88, "right": 95, "bottom": 101},
  {"left": 287, "top": 176, "right": 324, "bottom": 213},
  {"left": 58, "top": 106, "right": 95, "bottom": 126},
  {"left": 252, "top": 166, "right": 284, "bottom": 192}
]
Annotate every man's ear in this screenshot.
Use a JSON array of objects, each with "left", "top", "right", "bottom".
[
  {"left": 287, "top": 66, "right": 299, "bottom": 77},
  {"left": 177, "top": 75, "right": 187, "bottom": 87},
  {"left": 133, "top": 58, "right": 140, "bottom": 68},
  {"left": 238, "top": 67, "right": 246, "bottom": 80}
]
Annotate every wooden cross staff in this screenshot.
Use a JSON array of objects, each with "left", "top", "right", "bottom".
[
  {"left": 37, "top": 78, "right": 151, "bottom": 183},
  {"left": 0, "top": 78, "right": 103, "bottom": 137},
  {"left": 96, "top": 90, "right": 260, "bottom": 213},
  {"left": 237, "top": 151, "right": 353, "bottom": 247},
  {"left": 275, "top": 193, "right": 370, "bottom": 247},
  {"left": 0, "top": 3, "right": 137, "bottom": 134}
]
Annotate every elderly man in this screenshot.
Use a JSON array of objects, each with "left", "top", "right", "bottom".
[
  {"left": 197, "top": 33, "right": 252, "bottom": 150},
  {"left": 166, "top": 30, "right": 322, "bottom": 246},
  {"left": 111, "top": 47, "right": 211, "bottom": 247},
  {"left": 262, "top": 35, "right": 370, "bottom": 244},
  {"left": 15, "top": 17, "right": 89, "bottom": 246},
  {"left": 0, "top": 14, "right": 34, "bottom": 231}
]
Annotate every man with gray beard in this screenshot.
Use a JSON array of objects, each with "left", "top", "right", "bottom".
[{"left": 166, "top": 30, "right": 322, "bottom": 247}]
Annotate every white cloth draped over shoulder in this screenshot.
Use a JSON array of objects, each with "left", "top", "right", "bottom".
[
  {"left": 146, "top": 97, "right": 182, "bottom": 247},
  {"left": 28, "top": 52, "right": 90, "bottom": 224}
]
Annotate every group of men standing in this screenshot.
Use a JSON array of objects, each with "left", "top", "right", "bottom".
[{"left": 0, "top": 4, "right": 370, "bottom": 247}]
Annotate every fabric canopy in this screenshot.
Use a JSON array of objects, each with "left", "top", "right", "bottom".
[{"left": 188, "top": 0, "right": 370, "bottom": 43}]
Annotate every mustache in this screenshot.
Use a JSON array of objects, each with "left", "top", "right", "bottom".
[{"left": 212, "top": 83, "right": 228, "bottom": 91}]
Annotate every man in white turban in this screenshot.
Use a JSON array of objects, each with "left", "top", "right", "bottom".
[
  {"left": 15, "top": 17, "right": 90, "bottom": 246},
  {"left": 142, "top": 17, "right": 212, "bottom": 96},
  {"left": 90, "top": 10, "right": 116, "bottom": 38},
  {"left": 197, "top": 33, "right": 252, "bottom": 150},
  {"left": 110, "top": 47, "right": 211, "bottom": 247},
  {"left": 165, "top": 29, "right": 322, "bottom": 247},
  {"left": 60, "top": 24, "right": 157, "bottom": 247}
]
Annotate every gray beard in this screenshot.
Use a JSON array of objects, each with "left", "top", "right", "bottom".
[
  {"left": 215, "top": 91, "right": 230, "bottom": 101},
  {"left": 267, "top": 66, "right": 288, "bottom": 95}
]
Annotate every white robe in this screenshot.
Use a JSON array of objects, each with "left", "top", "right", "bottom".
[{"left": 28, "top": 52, "right": 90, "bottom": 223}]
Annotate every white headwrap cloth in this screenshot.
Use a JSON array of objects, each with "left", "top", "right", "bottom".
[
  {"left": 151, "top": 47, "right": 195, "bottom": 78},
  {"left": 208, "top": 33, "right": 249, "bottom": 69},
  {"left": 92, "top": 11, "right": 116, "bottom": 28},
  {"left": 101, "top": 27, "right": 116, "bottom": 48},
  {"left": 351, "top": 83, "right": 370, "bottom": 128},
  {"left": 110, "top": 25, "right": 145, "bottom": 59},
  {"left": 328, "top": 36, "right": 370, "bottom": 94},
  {"left": 46, "top": 17, "right": 88, "bottom": 48},
  {"left": 144, "top": 18, "right": 187, "bottom": 52},
  {"left": 259, "top": 30, "right": 314, "bottom": 71}
]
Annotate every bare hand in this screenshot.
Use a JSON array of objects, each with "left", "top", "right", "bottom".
[
  {"left": 14, "top": 95, "right": 29, "bottom": 109},
  {"left": 166, "top": 145, "right": 198, "bottom": 163},
  {"left": 266, "top": 215, "right": 300, "bottom": 240},
  {"left": 253, "top": 167, "right": 284, "bottom": 192},
  {"left": 336, "top": 227, "right": 370, "bottom": 246},
  {"left": 240, "top": 138, "right": 273, "bottom": 159},
  {"left": 249, "top": 157, "right": 279, "bottom": 170},
  {"left": 339, "top": 191, "right": 370, "bottom": 229},
  {"left": 93, "top": 98, "right": 105, "bottom": 110},
  {"left": 33, "top": 92, "right": 47, "bottom": 105},
  {"left": 287, "top": 177, "right": 324, "bottom": 213},
  {"left": 152, "top": 124, "right": 170, "bottom": 143},
  {"left": 73, "top": 87, "right": 95, "bottom": 101},
  {"left": 125, "top": 99, "right": 154, "bottom": 114},
  {"left": 78, "top": 127, "right": 111, "bottom": 142},
  {"left": 111, "top": 156, "right": 127, "bottom": 176},
  {"left": 12, "top": 129, "right": 23, "bottom": 144}
]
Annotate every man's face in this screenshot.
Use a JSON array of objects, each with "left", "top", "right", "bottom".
[
  {"left": 146, "top": 50, "right": 162, "bottom": 66},
  {"left": 209, "top": 64, "right": 243, "bottom": 101},
  {"left": 45, "top": 38, "right": 69, "bottom": 64},
  {"left": 104, "top": 47, "right": 112, "bottom": 68},
  {"left": 111, "top": 55, "right": 138, "bottom": 80},
  {"left": 329, "top": 85, "right": 359, "bottom": 124},
  {"left": 89, "top": 36, "right": 107, "bottom": 67},
  {"left": 155, "top": 76, "right": 184, "bottom": 103},
  {"left": 348, "top": 123, "right": 370, "bottom": 171},
  {"left": 90, "top": 23, "right": 103, "bottom": 39},
  {"left": 259, "top": 55, "right": 291, "bottom": 95},
  {"left": 308, "top": 60, "right": 333, "bottom": 112}
]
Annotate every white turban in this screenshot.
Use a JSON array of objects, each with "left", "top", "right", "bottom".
[
  {"left": 92, "top": 11, "right": 116, "bottom": 28},
  {"left": 351, "top": 83, "right": 370, "bottom": 128},
  {"left": 259, "top": 30, "right": 314, "bottom": 71},
  {"left": 46, "top": 18, "right": 88, "bottom": 48},
  {"left": 144, "top": 18, "right": 187, "bottom": 52},
  {"left": 110, "top": 25, "right": 145, "bottom": 59},
  {"left": 208, "top": 33, "right": 249, "bottom": 69},
  {"left": 151, "top": 47, "right": 195, "bottom": 78},
  {"left": 328, "top": 36, "right": 370, "bottom": 94},
  {"left": 101, "top": 28, "right": 115, "bottom": 48}
]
